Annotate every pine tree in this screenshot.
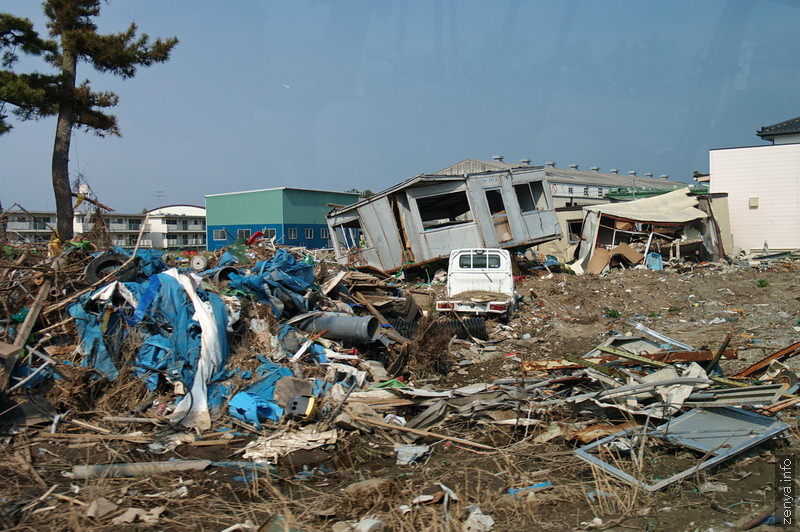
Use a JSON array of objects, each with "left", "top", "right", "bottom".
[{"left": 0, "top": 1, "right": 177, "bottom": 240}]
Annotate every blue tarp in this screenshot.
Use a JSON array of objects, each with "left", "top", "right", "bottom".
[
  {"left": 69, "top": 270, "right": 230, "bottom": 395},
  {"left": 227, "top": 249, "right": 315, "bottom": 318},
  {"left": 228, "top": 359, "right": 293, "bottom": 427}
]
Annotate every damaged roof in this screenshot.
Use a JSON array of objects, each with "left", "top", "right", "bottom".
[
  {"left": 756, "top": 115, "right": 800, "bottom": 139},
  {"left": 435, "top": 158, "right": 531, "bottom": 175},
  {"left": 584, "top": 187, "right": 707, "bottom": 223}
]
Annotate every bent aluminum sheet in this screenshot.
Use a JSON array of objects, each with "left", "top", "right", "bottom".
[{"left": 575, "top": 407, "right": 789, "bottom": 491}]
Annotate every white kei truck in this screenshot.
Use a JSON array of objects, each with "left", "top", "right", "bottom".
[{"left": 435, "top": 248, "right": 516, "bottom": 318}]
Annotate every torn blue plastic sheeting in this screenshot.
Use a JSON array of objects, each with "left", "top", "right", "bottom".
[
  {"left": 110, "top": 246, "right": 167, "bottom": 278},
  {"left": 309, "top": 343, "right": 327, "bottom": 363},
  {"left": 227, "top": 250, "right": 314, "bottom": 318},
  {"left": 217, "top": 251, "right": 238, "bottom": 267},
  {"left": 132, "top": 275, "right": 162, "bottom": 324},
  {"left": 135, "top": 334, "right": 171, "bottom": 391},
  {"left": 647, "top": 252, "right": 663, "bottom": 271},
  {"left": 228, "top": 360, "right": 292, "bottom": 427},
  {"left": 229, "top": 392, "right": 284, "bottom": 427},
  {"left": 207, "top": 382, "right": 233, "bottom": 416},
  {"left": 10, "top": 362, "right": 53, "bottom": 389},
  {"left": 256, "top": 249, "right": 314, "bottom": 290},
  {"left": 507, "top": 482, "right": 553, "bottom": 498},
  {"left": 247, "top": 360, "right": 293, "bottom": 397},
  {"left": 68, "top": 297, "right": 121, "bottom": 380},
  {"left": 71, "top": 269, "right": 231, "bottom": 426},
  {"left": 312, "top": 379, "right": 327, "bottom": 397}
]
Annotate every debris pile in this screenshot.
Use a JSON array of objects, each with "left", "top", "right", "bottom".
[{"left": 2, "top": 235, "right": 800, "bottom": 531}]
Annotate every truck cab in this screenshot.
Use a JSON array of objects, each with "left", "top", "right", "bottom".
[{"left": 435, "top": 248, "right": 515, "bottom": 318}]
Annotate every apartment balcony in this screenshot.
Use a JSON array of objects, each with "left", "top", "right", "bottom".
[
  {"left": 108, "top": 223, "right": 150, "bottom": 232},
  {"left": 165, "top": 224, "right": 206, "bottom": 232},
  {"left": 111, "top": 239, "right": 153, "bottom": 248},
  {"left": 7, "top": 222, "right": 36, "bottom": 231}
]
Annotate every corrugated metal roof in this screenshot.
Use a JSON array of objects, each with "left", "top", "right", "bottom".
[
  {"left": 435, "top": 158, "right": 531, "bottom": 175},
  {"left": 542, "top": 167, "right": 686, "bottom": 189},
  {"left": 756, "top": 116, "right": 800, "bottom": 138}
]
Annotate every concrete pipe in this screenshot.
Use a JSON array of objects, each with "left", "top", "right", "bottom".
[{"left": 298, "top": 313, "right": 380, "bottom": 342}]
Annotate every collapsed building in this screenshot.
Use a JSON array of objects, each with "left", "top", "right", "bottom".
[
  {"left": 325, "top": 159, "right": 695, "bottom": 272},
  {"left": 572, "top": 188, "right": 728, "bottom": 274},
  {"left": 325, "top": 168, "right": 563, "bottom": 272}
]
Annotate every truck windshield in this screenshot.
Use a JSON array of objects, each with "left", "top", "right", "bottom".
[{"left": 458, "top": 253, "right": 501, "bottom": 268}]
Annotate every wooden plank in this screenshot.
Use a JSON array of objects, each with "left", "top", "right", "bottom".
[
  {"left": 732, "top": 340, "right": 800, "bottom": 378},
  {"left": 349, "top": 413, "right": 495, "bottom": 450},
  {"left": 1, "top": 279, "right": 51, "bottom": 392},
  {"left": 321, "top": 270, "right": 349, "bottom": 296},
  {"left": 596, "top": 345, "right": 748, "bottom": 388}
]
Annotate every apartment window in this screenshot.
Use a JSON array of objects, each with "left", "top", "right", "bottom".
[
  {"left": 305, "top": 228, "right": 314, "bottom": 239},
  {"left": 416, "top": 191, "right": 473, "bottom": 229},
  {"left": 597, "top": 188, "right": 604, "bottom": 197},
  {"left": 237, "top": 229, "right": 251, "bottom": 240},
  {"left": 166, "top": 219, "right": 177, "bottom": 225},
  {"left": 320, "top": 228, "right": 329, "bottom": 239},
  {"left": 213, "top": 229, "right": 226, "bottom": 240},
  {"left": 32, "top": 217, "right": 50, "bottom": 230},
  {"left": 583, "top": 187, "right": 590, "bottom": 197},
  {"left": 263, "top": 228, "right": 276, "bottom": 239},
  {"left": 127, "top": 219, "right": 141, "bottom": 230},
  {"left": 288, "top": 228, "right": 297, "bottom": 240},
  {"left": 567, "top": 186, "right": 574, "bottom": 195},
  {"left": 514, "top": 181, "right": 548, "bottom": 212}
]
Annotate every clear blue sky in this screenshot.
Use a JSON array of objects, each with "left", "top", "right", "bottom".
[{"left": 2, "top": 0, "right": 799, "bottom": 213}]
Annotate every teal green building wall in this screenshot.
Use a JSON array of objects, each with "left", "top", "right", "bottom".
[
  {"left": 205, "top": 189, "right": 284, "bottom": 225},
  {"left": 281, "top": 189, "right": 361, "bottom": 225},
  {"left": 205, "top": 188, "right": 359, "bottom": 250}
]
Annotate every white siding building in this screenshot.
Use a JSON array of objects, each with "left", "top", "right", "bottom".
[
  {"left": 710, "top": 116, "right": 800, "bottom": 254},
  {"left": 5, "top": 204, "right": 206, "bottom": 250}
]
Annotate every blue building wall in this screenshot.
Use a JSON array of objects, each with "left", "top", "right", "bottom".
[{"left": 206, "top": 223, "right": 333, "bottom": 251}]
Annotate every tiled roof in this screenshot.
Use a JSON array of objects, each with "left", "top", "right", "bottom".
[{"left": 756, "top": 116, "right": 800, "bottom": 138}]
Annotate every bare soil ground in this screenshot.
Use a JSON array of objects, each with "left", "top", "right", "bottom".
[{"left": 2, "top": 261, "right": 799, "bottom": 531}]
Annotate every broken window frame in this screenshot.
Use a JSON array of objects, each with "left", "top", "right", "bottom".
[
  {"left": 332, "top": 217, "right": 369, "bottom": 249},
  {"left": 575, "top": 407, "right": 789, "bottom": 492},
  {"left": 514, "top": 181, "right": 549, "bottom": 213},
  {"left": 414, "top": 190, "right": 474, "bottom": 231},
  {"left": 567, "top": 220, "right": 583, "bottom": 243}
]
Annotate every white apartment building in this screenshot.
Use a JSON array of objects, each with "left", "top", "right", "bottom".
[{"left": 4, "top": 204, "right": 206, "bottom": 250}]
